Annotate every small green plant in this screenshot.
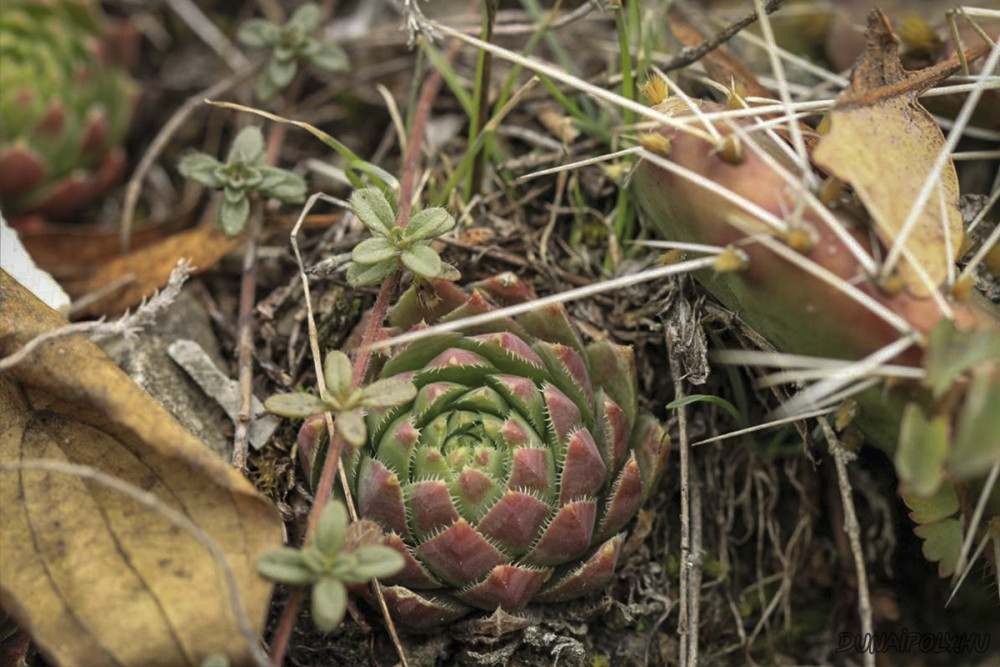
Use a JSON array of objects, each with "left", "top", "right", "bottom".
[
  {"left": 346, "top": 187, "right": 460, "bottom": 287},
  {"left": 257, "top": 501, "right": 404, "bottom": 631},
  {"left": 237, "top": 3, "right": 349, "bottom": 102},
  {"left": 177, "top": 126, "right": 306, "bottom": 235},
  {"left": 264, "top": 350, "right": 415, "bottom": 446}
]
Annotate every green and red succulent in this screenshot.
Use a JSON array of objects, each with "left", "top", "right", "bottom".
[
  {"left": 0, "top": 0, "right": 136, "bottom": 221},
  {"left": 338, "top": 274, "right": 670, "bottom": 628}
]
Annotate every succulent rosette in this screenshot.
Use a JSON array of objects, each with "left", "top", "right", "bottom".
[
  {"left": 343, "top": 274, "right": 670, "bottom": 628},
  {"left": 0, "top": 0, "right": 135, "bottom": 220}
]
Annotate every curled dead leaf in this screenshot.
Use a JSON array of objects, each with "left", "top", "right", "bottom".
[
  {"left": 813, "top": 10, "right": 984, "bottom": 296},
  {"left": 0, "top": 270, "right": 282, "bottom": 667}
]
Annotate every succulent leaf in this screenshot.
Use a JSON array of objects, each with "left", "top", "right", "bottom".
[{"left": 344, "top": 276, "right": 670, "bottom": 626}]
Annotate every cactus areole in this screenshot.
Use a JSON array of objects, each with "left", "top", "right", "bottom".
[{"left": 343, "top": 274, "right": 669, "bottom": 628}]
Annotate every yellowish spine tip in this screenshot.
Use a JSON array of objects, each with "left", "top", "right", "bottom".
[
  {"left": 639, "top": 132, "right": 672, "bottom": 156},
  {"left": 782, "top": 226, "right": 816, "bottom": 254},
  {"left": 816, "top": 114, "right": 832, "bottom": 135},
  {"left": 818, "top": 176, "right": 846, "bottom": 208},
  {"left": 949, "top": 275, "right": 975, "bottom": 302},
  {"left": 983, "top": 243, "right": 1000, "bottom": 276},
  {"left": 877, "top": 271, "right": 905, "bottom": 296},
  {"left": 715, "top": 134, "right": 744, "bottom": 165},
  {"left": 898, "top": 14, "right": 942, "bottom": 61},
  {"left": 659, "top": 249, "right": 688, "bottom": 266},
  {"left": 640, "top": 75, "right": 669, "bottom": 107},
  {"left": 725, "top": 80, "right": 748, "bottom": 110},
  {"left": 601, "top": 162, "right": 630, "bottom": 185},
  {"left": 713, "top": 246, "right": 749, "bottom": 273},
  {"left": 834, "top": 398, "right": 861, "bottom": 432}
]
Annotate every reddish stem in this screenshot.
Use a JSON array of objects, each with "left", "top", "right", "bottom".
[{"left": 268, "top": 47, "right": 456, "bottom": 667}]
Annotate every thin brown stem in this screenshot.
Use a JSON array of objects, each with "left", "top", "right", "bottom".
[
  {"left": 397, "top": 41, "right": 460, "bottom": 228},
  {"left": 232, "top": 209, "right": 263, "bottom": 471},
  {"left": 664, "top": 0, "right": 783, "bottom": 74},
  {"left": 270, "top": 39, "right": 453, "bottom": 665}
]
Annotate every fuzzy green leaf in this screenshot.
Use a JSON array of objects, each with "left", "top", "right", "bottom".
[
  {"left": 267, "top": 55, "right": 299, "bottom": 89},
  {"left": 254, "top": 74, "right": 280, "bottom": 102},
  {"left": 302, "top": 543, "right": 330, "bottom": 573},
  {"left": 913, "top": 518, "right": 963, "bottom": 578},
  {"left": 178, "top": 152, "right": 225, "bottom": 189},
  {"left": 306, "top": 41, "right": 349, "bottom": 72},
  {"left": 902, "top": 484, "right": 959, "bottom": 524},
  {"left": 227, "top": 126, "right": 265, "bottom": 164},
  {"left": 405, "top": 207, "right": 455, "bottom": 242},
  {"left": 323, "top": 351, "right": 353, "bottom": 395},
  {"left": 336, "top": 408, "right": 367, "bottom": 447},
  {"left": 924, "top": 322, "right": 1000, "bottom": 399},
  {"left": 350, "top": 188, "right": 396, "bottom": 237},
  {"left": 346, "top": 545, "right": 405, "bottom": 581},
  {"left": 237, "top": 18, "right": 280, "bottom": 48},
  {"left": 895, "top": 403, "right": 949, "bottom": 497},
  {"left": 401, "top": 244, "right": 443, "bottom": 279},
  {"left": 314, "top": 501, "right": 348, "bottom": 558},
  {"left": 949, "top": 367, "right": 1000, "bottom": 479},
  {"left": 435, "top": 262, "right": 462, "bottom": 282},
  {"left": 265, "top": 392, "right": 330, "bottom": 418},
  {"left": 346, "top": 259, "right": 396, "bottom": 287},
  {"left": 311, "top": 577, "right": 347, "bottom": 632},
  {"left": 288, "top": 3, "right": 321, "bottom": 32},
  {"left": 218, "top": 194, "right": 250, "bottom": 236},
  {"left": 351, "top": 237, "right": 396, "bottom": 264},
  {"left": 257, "top": 547, "right": 318, "bottom": 585},
  {"left": 361, "top": 378, "right": 417, "bottom": 408},
  {"left": 256, "top": 166, "right": 307, "bottom": 202}
]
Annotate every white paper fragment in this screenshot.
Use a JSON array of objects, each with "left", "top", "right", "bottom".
[{"left": 0, "top": 213, "right": 71, "bottom": 314}]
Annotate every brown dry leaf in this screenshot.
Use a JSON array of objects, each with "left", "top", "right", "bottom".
[
  {"left": 14, "top": 220, "right": 168, "bottom": 281},
  {"left": 813, "top": 10, "right": 986, "bottom": 296},
  {"left": 0, "top": 271, "right": 282, "bottom": 667},
  {"left": 63, "top": 225, "right": 241, "bottom": 316}
]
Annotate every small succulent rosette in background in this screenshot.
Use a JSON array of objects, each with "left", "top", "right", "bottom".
[{"left": 0, "top": 0, "right": 137, "bottom": 223}]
